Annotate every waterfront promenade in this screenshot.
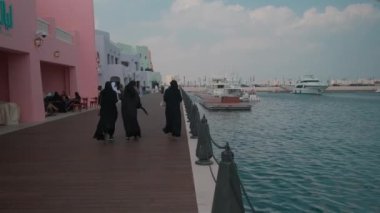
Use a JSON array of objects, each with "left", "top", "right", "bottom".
[{"left": 0, "top": 93, "right": 198, "bottom": 213}]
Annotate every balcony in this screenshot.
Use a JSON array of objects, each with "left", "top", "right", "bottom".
[
  {"left": 56, "top": 27, "right": 73, "bottom": 44},
  {"left": 36, "top": 18, "right": 73, "bottom": 45},
  {"left": 36, "top": 18, "right": 49, "bottom": 35}
]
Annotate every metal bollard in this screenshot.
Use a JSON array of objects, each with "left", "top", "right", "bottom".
[
  {"left": 212, "top": 143, "right": 245, "bottom": 213},
  {"left": 190, "top": 105, "right": 200, "bottom": 138},
  {"left": 195, "top": 115, "right": 213, "bottom": 165},
  {"left": 189, "top": 103, "right": 196, "bottom": 131}
]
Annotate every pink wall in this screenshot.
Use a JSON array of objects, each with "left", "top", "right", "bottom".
[
  {"left": 40, "top": 62, "right": 68, "bottom": 96},
  {"left": 0, "top": 0, "right": 36, "bottom": 53},
  {"left": 7, "top": 52, "right": 45, "bottom": 122},
  {"left": 0, "top": 52, "right": 10, "bottom": 101},
  {"left": 36, "top": 0, "right": 98, "bottom": 99},
  {"left": 0, "top": 0, "right": 46, "bottom": 122},
  {"left": 0, "top": 0, "right": 98, "bottom": 123}
]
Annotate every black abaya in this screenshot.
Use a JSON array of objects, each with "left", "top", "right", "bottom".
[
  {"left": 163, "top": 85, "right": 182, "bottom": 137},
  {"left": 93, "top": 83, "right": 118, "bottom": 140},
  {"left": 121, "top": 84, "right": 142, "bottom": 138}
]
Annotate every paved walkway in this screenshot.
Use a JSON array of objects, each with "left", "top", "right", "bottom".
[{"left": 0, "top": 93, "right": 198, "bottom": 213}]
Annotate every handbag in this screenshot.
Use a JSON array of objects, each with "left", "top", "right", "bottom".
[{"left": 160, "top": 101, "right": 166, "bottom": 107}]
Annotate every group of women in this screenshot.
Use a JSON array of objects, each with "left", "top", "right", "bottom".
[{"left": 93, "top": 80, "right": 182, "bottom": 141}]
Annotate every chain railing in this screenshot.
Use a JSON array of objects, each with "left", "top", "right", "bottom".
[{"left": 181, "top": 88, "right": 256, "bottom": 213}]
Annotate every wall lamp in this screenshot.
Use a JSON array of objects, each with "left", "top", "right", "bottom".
[
  {"left": 53, "top": 50, "right": 60, "bottom": 58},
  {"left": 34, "top": 37, "right": 43, "bottom": 47}
]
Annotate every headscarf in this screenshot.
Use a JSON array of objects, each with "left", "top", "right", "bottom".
[
  {"left": 104, "top": 81, "right": 112, "bottom": 91},
  {"left": 170, "top": 80, "right": 178, "bottom": 88},
  {"left": 101, "top": 81, "right": 115, "bottom": 99},
  {"left": 124, "top": 80, "right": 138, "bottom": 98}
]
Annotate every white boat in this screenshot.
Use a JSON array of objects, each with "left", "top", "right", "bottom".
[
  {"left": 293, "top": 75, "right": 328, "bottom": 95},
  {"left": 240, "top": 86, "right": 260, "bottom": 102},
  {"left": 207, "top": 78, "right": 260, "bottom": 102},
  {"left": 239, "top": 92, "right": 260, "bottom": 102},
  {"left": 207, "top": 78, "right": 243, "bottom": 97}
]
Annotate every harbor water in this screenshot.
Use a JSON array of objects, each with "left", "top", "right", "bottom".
[{"left": 196, "top": 92, "right": 380, "bottom": 212}]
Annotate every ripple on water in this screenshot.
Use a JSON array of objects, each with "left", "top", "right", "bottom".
[{"left": 197, "top": 93, "right": 380, "bottom": 212}]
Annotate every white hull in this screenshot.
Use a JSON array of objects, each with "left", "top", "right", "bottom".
[
  {"left": 293, "top": 75, "right": 327, "bottom": 95},
  {"left": 293, "top": 86, "right": 327, "bottom": 95},
  {"left": 239, "top": 93, "right": 260, "bottom": 102}
]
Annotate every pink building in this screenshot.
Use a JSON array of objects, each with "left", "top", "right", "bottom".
[{"left": 0, "top": 0, "right": 98, "bottom": 123}]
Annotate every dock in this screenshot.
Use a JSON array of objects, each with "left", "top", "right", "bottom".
[
  {"left": 0, "top": 93, "right": 198, "bottom": 213},
  {"left": 192, "top": 91, "right": 252, "bottom": 111}
]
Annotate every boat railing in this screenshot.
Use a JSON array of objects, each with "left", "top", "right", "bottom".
[{"left": 181, "top": 87, "right": 256, "bottom": 213}]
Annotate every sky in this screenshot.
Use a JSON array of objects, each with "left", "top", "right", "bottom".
[{"left": 94, "top": 0, "right": 380, "bottom": 83}]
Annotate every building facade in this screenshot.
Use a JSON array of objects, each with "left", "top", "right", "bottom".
[
  {"left": 0, "top": 0, "right": 98, "bottom": 123},
  {"left": 95, "top": 30, "right": 161, "bottom": 92}
]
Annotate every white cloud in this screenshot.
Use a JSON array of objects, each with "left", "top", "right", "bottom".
[
  {"left": 135, "top": 1, "right": 380, "bottom": 81},
  {"left": 171, "top": 0, "right": 202, "bottom": 13}
]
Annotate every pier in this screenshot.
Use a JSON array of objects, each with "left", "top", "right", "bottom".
[
  {"left": 0, "top": 93, "right": 198, "bottom": 212},
  {"left": 188, "top": 89, "right": 252, "bottom": 111}
]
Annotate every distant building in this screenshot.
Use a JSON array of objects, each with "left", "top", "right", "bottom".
[
  {"left": 328, "top": 78, "right": 379, "bottom": 86},
  {"left": 95, "top": 30, "right": 161, "bottom": 92}
]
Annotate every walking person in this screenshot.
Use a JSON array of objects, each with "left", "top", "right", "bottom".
[
  {"left": 93, "top": 81, "right": 118, "bottom": 141},
  {"left": 121, "top": 80, "right": 147, "bottom": 140},
  {"left": 162, "top": 80, "right": 183, "bottom": 137}
]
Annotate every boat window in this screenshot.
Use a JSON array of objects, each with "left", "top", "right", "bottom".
[
  {"left": 217, "top": 85, "right": 224, "bottom": 88},
  {"left": 301, "top": 80, "right": 319, "bottom": 83},
  {"left": 296, "top": 85, "right": 303, "bottom": 88}
]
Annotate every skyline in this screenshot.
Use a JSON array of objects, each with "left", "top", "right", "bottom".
[{"left": 94, "top": 0, "right": 380, "bottom": 82}]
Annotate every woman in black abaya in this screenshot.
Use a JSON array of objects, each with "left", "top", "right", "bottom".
[
  {"left": 121, "top": 81, "right": 143, "bottom": 140},
  {"left": 93, "top": 81, "right": 118, "bottom": 141},
  {"left": 163, "top": 80, "right": 182, "bottom": 137}
]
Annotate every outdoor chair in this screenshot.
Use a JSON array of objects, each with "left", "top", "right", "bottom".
[{"left": 90, "top": 97, "right": 98, "bottom": 108}]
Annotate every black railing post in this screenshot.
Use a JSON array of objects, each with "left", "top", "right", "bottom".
[
  {"left": 212, "top": 143, "right": 245, "bottom": 213},
  {"left": 190, "top": 104, "right": 200, "bottom": 138},
  {"left": 195, "top": 115, "right": 213, "bottom": 165}
]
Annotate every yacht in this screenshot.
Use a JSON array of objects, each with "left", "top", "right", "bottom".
[
  {"left": 293, "top": 75, "right": 328, "bottom": 95},
  {"left": 207, "top": 78, "right": 243, "bottom": 97}
]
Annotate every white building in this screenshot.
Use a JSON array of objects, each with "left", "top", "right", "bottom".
[{"left": 95, "top": 30, "right": 161, "bottom": 92}]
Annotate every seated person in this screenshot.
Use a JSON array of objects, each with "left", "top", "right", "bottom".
[
  {"left": 66, "top": 92, "right": 81, "bottom": 111},
  {"left": 51, "top": 91, "right": 66, "bottom": 112},
  {"left": 44, "top": 92, "right": 58, "bottom": 116}
]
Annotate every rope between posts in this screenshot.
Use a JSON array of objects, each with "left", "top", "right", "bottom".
[
  {"left": 234, "top": 159, "right": 256, "bottom": 213},
  {"left": 208, "top": 153, "right": 220, "bottom": 183},
  {"left": 210, "top": 137, "right": 226, "bottom": 149},
  {"left": 209, "top": 165, "right": 217, "bottom": 183},
  {"left": 230, "top": 177, "right": 246, "bottom": 213},
  {"left": 212, "top": 153, "right": 220, "bottom": 165}
]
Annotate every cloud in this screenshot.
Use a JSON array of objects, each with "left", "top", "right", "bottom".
[
  {"left": 291, "top": 4, "right": 380, "bottom": 33},
  {"left": 171, "top": 0, "right": 202, "bottom": 13},
  {"left": 133, "top": 0, "right": 380, "bottom": 81}
]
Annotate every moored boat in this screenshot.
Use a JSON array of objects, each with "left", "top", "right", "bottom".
[
  {"left": 293, "top": 75, "right": 328, "bottom": 95},
  {"left": 207, "top": 78, "right": 243, "bottom": 97}
]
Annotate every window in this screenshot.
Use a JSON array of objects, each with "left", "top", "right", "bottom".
[
  {"left": 107, "top": 54, "right": 110, "bottom": 64},
  {"left": 121, "top": 61, "right": 129, "bottom": 67},
  {"left": 115, "top": 58, "right": 118, "bottom": 64}
]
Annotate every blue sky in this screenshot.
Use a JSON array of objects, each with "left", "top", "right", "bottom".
[{"left": 94, "top": 0, "right": 380, "bottom": 82}]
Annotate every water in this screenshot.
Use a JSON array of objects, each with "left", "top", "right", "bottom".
[{"left": 195, "top": 92, "right": 380, "bottom": 212}]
